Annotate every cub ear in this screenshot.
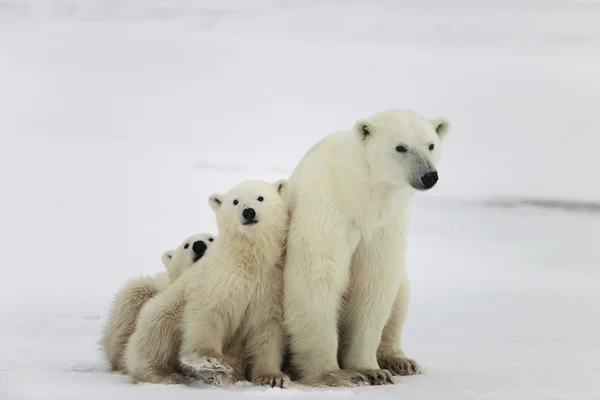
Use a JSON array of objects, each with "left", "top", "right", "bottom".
[
  {"left": 161, "top": 250, "right": 174, "bottom": 267},
  {"left": 272, "top": 179, "right": 287, "bottom": 195},
  {"left": 208, "top": 193, "right": 223, "bottom": 212},
  {"left": 431, "top": 117, "right": 450, "bottom": 140},
  {"left": 354, "top": 118, "right": 374, "bottom": 141}
]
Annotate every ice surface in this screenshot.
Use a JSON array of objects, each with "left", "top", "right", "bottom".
[{"left": 1, "top": 1, "right": 599, "bottom": 399}]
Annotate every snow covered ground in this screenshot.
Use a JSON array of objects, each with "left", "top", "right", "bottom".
[{"left": 1, "top": 1, "right": 599, "bottom": 399}]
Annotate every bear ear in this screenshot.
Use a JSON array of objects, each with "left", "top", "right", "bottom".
[
  {"left": 272, "top": 179, "right": 287, "bottom": 195},
  {"left": 208, "top": 193, "right": 223, "bottom": 212},
  {"left": 161, "top": 250, "right": 174, "bottom": 267},
  {"left": 354, "top": 119, "right": 374, "bottom": 141},
  {"left": 431, "top": 117, "right": 450, "bottom": 140}
]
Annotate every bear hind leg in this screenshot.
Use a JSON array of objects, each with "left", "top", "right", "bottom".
[{"left": 102, "top": 277, "right": 160, "bottom": 372}]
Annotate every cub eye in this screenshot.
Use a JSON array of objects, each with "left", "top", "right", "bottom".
[
  {"left": 257, "top": 196, "right": 264, "bottom": 202},
  {"left": 233, "top": 199, "right": 239, "bottom": 205},
  {"left": 184, "top": 243, "right": 189, "bottom": 249},
  {"left": 208, "top": 238, "right": 214, "bottom": 242},
  {"left": 429, "top": 144, "right": 435, "bottom": 151},
  {"left": 396, "top": 145, "right": 407, "bottom": 153}
]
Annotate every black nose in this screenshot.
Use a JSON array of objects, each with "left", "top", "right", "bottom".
[
  {"left": 242, "top": 208, "right": 256, "bottom": 221},
  {"left": 420, "top": 171, "right": 439, "bottom": 189},
  {"left": 192, "top": 241, "right": 207, "bottom": 256}
]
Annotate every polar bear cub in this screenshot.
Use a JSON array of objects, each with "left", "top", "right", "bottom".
[
  {"left": 125, "top": 180, "right": 290, "bottom": 388},
  {"left": 160, "top": 233, "right": 216, "bottom": 283},
  {"left": 101, "top": 232, "right": 215, "bottom": 373}
]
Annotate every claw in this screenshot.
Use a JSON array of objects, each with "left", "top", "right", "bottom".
[{"left": 378, "top": 356, "right": 422, "bottom": 376}]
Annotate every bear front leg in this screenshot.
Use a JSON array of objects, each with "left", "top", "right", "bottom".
[
  {"left": 179, "top": 301, "right": 234, "bottom": 386},
  {"left": 246, "top": 273, "right": 291, "bottom": 388},
  {"left": 283, "top": 216, "right": 368, "bottom": 387},
  {"left": 377, "top": 276, "right": 422, "bottom": 376},
  {"left": 338, "top": 219, "right": 408, "bottom": 385},
  {"left": 247, "top": 318, "right": 291, "bottom": 388}
]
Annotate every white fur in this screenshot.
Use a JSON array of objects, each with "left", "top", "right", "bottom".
[
  {"left": 125, "top": 180, "right": 292, "bottom": 388},
  {"left": 282, "top": 109, "right": 450, "bottom": 387},
  {"left": 100, "top": 232, "right": 215, "bottom": 373}
]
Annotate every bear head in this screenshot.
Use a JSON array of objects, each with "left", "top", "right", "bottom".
[
  {"left": 354, "top": 109, "right": 450, "bottom": 191},
  {"left": 161, "top": 232, "right": 217, "bottom": 282},
  {"left": 208, "top": 179, "right": 288, "bottom": 244}
]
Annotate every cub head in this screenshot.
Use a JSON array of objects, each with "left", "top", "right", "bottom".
[
  {"left": 161, "top": 232, "right": 217, "bottom": 282},
  {"left": 208, "top": 179, "right": 288, "bottom": 242},
  {"left": 354, "top": 109, "right": 450, "bottom": 191}
]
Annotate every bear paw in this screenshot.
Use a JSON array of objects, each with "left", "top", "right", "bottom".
[
  {"left": 180, "top": 351, "right": 234, "bottom": 375},
  {"left": 378, "top": 355, "right": 422, "bottom": 376},
  {"left": 203, "top": 371, "right": 236, "bottom": 388},
  {"left": 310, "top": 369, "right": 370, "bottom": 387},
  {"left": 254, "top": 373, "right": 292, "bottom": 388},
  {"left": 160, "top": 373, "right": 190, "bottom": 385},
  {"left": 130, "top": 371, "right": 189, "bottom": 385},
  {"left": 356, "top": 368, "right": 395, "bottom": 385}
]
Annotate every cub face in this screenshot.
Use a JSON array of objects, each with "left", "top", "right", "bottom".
[
  {"left": 161, "top": 232, "right": 217, "bottom": 281},
  {"left": 208, "top": 179, "right": 288, "bottom": 239},
  {"left": 354, "top": 109, "right": 450, "bottom": 191}
]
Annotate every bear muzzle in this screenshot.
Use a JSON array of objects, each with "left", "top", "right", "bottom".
[
  {"left": 242, "top": 207, "right": 259, "bottom": 225},
  {"left": 420, "top": 171, "right": 438, "bottom": 189},
  {"left": 192, "top": 240, "right": 208, "bottom": 262},
  {"left": 410, "top": 171, "right": 439, "bottom": 191}
]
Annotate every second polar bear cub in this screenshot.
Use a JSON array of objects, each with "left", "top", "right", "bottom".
[
  {"left": 101, "top": 232, "right": 215, "bottom": 373},
  {"left": 126, "top": 180, "right": 290, "bottom": 388}
]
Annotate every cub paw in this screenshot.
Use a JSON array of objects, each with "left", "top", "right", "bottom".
[
  {"left": 311, "top": 369, "right": 369, "bottom": 387},
  {"left": 130, "top": 371, "right": 189, "bottom": 385},
  {"left": 161, "top": 373, "right": 190, "bottom": 385},
  {"left": 180, "top": 351, "right": 233, "bottom": 375},
  {"left": 204, "top": 371, "right": 236, "bottom": 388},
  {"left": 378, "top": 355, "right": 422, "bottom": 376},
  {"left": 357, "top": 368, "right": 395, "bottom": 385},
  {"left": 254, "top": 373, "right": 292, "bottom": 388}
]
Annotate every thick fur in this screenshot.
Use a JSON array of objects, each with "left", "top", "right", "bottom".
[
  {"left": 282, "top": 109, "right": 450, "bottom": 387},
  {"left": 125, "top": 180, "right": 291, "bottom": 388},
  {"left": 100, "top": 232, "right": 215, "bottom": 373}
]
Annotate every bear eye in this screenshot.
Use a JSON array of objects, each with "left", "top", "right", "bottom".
[
  {"left": 184, "top": 243, "right": 189, "bottom": 249},
  {"left": 233, "top": 199, "right": 239, "bottom": 206},
  {"left": 396, "top": 145, "right": 407, "bottom": 153},
  {"left": 257, "top": 196, "right": 264, "bottom": 202},
  {"left": 208, "top": 237, "right": 214, "bottom": 242},
  {"left": 429, "top": 143, "right": 435, "bottom": 151}
]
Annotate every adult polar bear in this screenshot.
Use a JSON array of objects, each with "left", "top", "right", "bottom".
[{"left": 283, "top": 109, "right": 450, "bottom": 387}]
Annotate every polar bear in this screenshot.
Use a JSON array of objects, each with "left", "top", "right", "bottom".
[
  {"left": 282, "top": 109, "right": 450, "bottom": 387},
  {"left": 101, "top": 232, "right": 215, "bottom": 373},
  {"left": 161, "top": 233, "right": 216, "bottom": 283},
  {"left": 125, "top": 180, "right": 291, "bottom": 388}
]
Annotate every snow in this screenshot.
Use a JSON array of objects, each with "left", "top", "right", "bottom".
[{"left": 1, "top": 1, "right": 599, "bottom": 399}]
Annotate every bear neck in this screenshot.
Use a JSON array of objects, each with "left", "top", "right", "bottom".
[{"left": 221, "top": 227, "right": 287, "bottom": 268}]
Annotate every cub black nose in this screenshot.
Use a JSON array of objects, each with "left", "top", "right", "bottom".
[
  {"left": 192, "top": 241, "right": 207, "bottom": 255},
  {"left": 420, "top": 171, "right": 438, "bottom": 189},
  {"left": 242, "top": 208, "right": 256, "bottom": 221}
]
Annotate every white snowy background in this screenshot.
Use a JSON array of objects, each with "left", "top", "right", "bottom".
[{"left": 1, "top": 1, "right": 599, "bottom": 399}]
